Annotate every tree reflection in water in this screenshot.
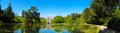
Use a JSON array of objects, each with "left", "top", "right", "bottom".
[
  {"left": 0, "top": 23, "right": 16, "bottom": 33},
  {"left": 0, "top": 23, "right": 100, "bottom": 33},
  {"left": 23, "top": 23, "right": 40, "bottom": 33}
]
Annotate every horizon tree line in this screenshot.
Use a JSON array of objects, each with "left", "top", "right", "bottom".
[{"left": 0, "top": 3, "right": 41, "bottom": 23}]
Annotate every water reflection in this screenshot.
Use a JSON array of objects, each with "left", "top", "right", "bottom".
[
  {"left": 0, "top": 23, "right": 17, "bottom": 33},
  {"left": 14, "top": 29, "right": 21, "bottom": 33},
  {"left": 40, "top": 29, "right": 69, "bottom": 33},
  {"left": 0, "top": 23, "right": 100, "bottom": 33},
  {"left": 13, "top": 23, "right": 70, "bottom": 33}
]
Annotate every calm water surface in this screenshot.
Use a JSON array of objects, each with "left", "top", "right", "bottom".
[{"left": 0, "top": 23, "right": 81, "bottom": 33}]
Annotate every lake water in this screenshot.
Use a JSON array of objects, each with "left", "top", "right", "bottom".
[
  {"left": 0, "top": 23, "right": 100, "bottom": 33},
  {"left": 14, "top": 29, "right": 70, "bottom": 33},
  {"left": 0, "top": 23, "right": 72, "bottom": 33}
]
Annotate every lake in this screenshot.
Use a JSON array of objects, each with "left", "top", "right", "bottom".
[{"left": 0, "top": 23, "right": 100, "bottom": 33}]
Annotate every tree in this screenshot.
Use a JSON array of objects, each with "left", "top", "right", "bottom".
[
  {"left": 0, "top": 4, "right": 3, "bottom": 18},
  {"left": 28, "top": 6, "right": 40, "bottom": 23},
  {"left": 0, "top": 4, "right": 2, "bottom": 24},
  {"left": 22, "top": 10, "right": 26, "bottom": 17},
  {"left": 22, "top": 6, "right": 40, "bottom": 33},
  {"left": 107, "top": 7, "right": 120, "bottom": 32},
  {"left": 104, "top": 0, "right": 118, "bottom": 7},
  {"left": 22, "top": 6, "right": 40, "bottom": 23},
  {"left": 0, "top": 3, "right": 15, "bottom": 23},
  {"left": 7, "top": 3, "right": 12, "bottom": 12},
  {"left": 40, "top": 17, "right": 47, "bottom": 23},
  {"left": 65, "top": 13, "right": 81, "bottom": 23},
  {"left": 5, "top": 3, "right": 15, "bottom": 23},
  {"left": 70, "top": 13, "right": 81, "bottom": 21},
  {"left": 0, "top": 5, "right": 1, "bottom": 13},
  {"left": 14, "top": 16, "right": 25, "bottom": 23},
  {"left": 0, "top": 4, "right": 2, "bottom": 20},
  {"left": 84, "top": 0, "right": 118, "bottom": 25},
  {"left": 52, "top": 16, "right": 65, "bottom": 23},
  {"left": 82, "top": 8, "right": 98, "bottom": 24}
]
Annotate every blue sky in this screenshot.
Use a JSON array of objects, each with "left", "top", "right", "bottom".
[{"left": 0, "top": 0, "right": 92, "bottom": 17}]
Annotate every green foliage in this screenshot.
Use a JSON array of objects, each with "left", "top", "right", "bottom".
[
  {"left": 90, "top": 0, "right": 106, "bottom": 25},
  {"left": 14, "top": 16, "right": 25, "bottom": 23},
  {"left": 52, "top": 16, "right": 65, "bottom": 23},
  {"left": 22, "top": 6, "right": 40, "bottom": 23},
  {"left": 114, "top": 7, "right": 120, "bottom": 18},
  {"left": 0, "top": 4, "right": 42, "bottom": 33},
  {"left": 80, "top": 25, "right": 100, "bottom": 33},
  {"left": 108, "top": 17, "right": 120, "bottom": 32},
  {"left": 65, "top": 13, "right": 81, "bottom": 24},
  {"left": 0, "top": 0, "right": 119, "bottom": 33},
  {"left": 40, "top": 17, "right": 47, "bottom": 23},
  {"left": 81, "top": 0, "right": 118, "bottom": 25},
  {"left": 66, "top": 24, "right": 100, "bottom": 33},
  {"left": 54, "top": 26, "right": 63, "bottom": 32},
  {"left": 69, "top": 13, "right": 81, "bottom": 21},
  {"left": 0, "top": 3, "right": 15, "bottom": 23},
  {"left": 0, "top": 21, "right": 2, "bottom": 25},
  {"left": 82, "top": 8, "right": 96, "bottom": 24},
  {"left": 107, "top": 8, "right": 120, "bottom": 32},
  {"left": 104, "top": 0, "right": 118, "bottom": 7}
]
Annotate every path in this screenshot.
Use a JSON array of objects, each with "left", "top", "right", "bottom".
[{"left": 84, "top": 23, "right": 107, "bottom": 30}]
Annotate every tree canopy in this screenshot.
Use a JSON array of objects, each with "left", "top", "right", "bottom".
[
  {"left": 0, "top": 3, "right": 15, "bottom": 23},
  {"left": 52, "top": 16, "right": 65, "bottom": 23},
  {"left": 22, "top": 6, "right": 40, "bottom": 23}
]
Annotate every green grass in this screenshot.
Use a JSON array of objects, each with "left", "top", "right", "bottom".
[{"left": 77, "top": 25, "right": 101, "bottom": 33}]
